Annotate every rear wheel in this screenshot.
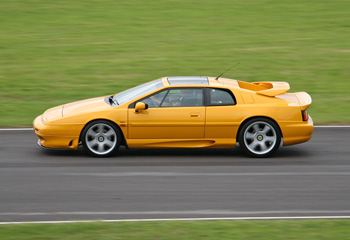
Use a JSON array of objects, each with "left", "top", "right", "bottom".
[
  {"left": 238, "top": 118, "right": 281, "bottom": 157},
  {"left": 82, "top": 120, "right": 121, "bottom": 157}
]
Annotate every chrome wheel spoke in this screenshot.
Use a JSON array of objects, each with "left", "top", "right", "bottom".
[
  {"left": 105, "top": 129, "right": 115, "bottom": 138},
  {"left": 265, "top": 136, "right": 276, "bottom": 143},
  {"left": 252, "top": 124, "right": 260, "bottom": 133},
  {"left": 104, "top": 139, "right": 114, "bottom": 148},
  {"left": 261, "top": 125, "right": 271, "bottom": 134},
  {"left": 248, "top": 140, "right": 259, "bottom": 150},
  {"left": 97, "top": 143, "right": 104, "bottom": 152},
  {"left": 259, "top": 142, "right": 268, "bottom": 151},
  {"left": 88, "top": 139, "right": 98, "bottom": 147},
  {"left": 87, "top": 131, "right": 98, "bottom": 138},
  {"left": 245, "top": 132, "right": 255, "bottom": 140},
  {"left": 97, "top": 125, "right": 104, "bottom": 134}
]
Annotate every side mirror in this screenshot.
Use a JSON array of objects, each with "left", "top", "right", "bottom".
[{"left": 135, "top": 102, "right": 148, "bottom": 113}]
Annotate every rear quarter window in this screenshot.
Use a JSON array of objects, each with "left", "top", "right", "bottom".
[{"left": 207, "top": 88, "right": 236, "bottom": 106}]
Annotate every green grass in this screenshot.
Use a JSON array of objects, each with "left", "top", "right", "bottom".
[
  {"left": 0, "top": 220, "right": 350, "bottom": 240},
  {"left": 0, "top": 0, "right": 349, "bottom": 126}
]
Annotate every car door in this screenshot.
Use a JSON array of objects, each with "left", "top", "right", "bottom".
[
  {"left": 205, "top": 88, "right": 239, "bottom": 138},
  {"left": 128, "top": 88, "right": 205, "bottom": 139}
]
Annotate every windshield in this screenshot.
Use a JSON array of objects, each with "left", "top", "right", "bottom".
[{"left": 113, "top": 79, "right": 164, "bottom": 105}]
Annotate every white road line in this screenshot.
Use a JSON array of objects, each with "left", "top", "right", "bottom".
[
  {"left": 314, "top": 126, "right": 350, "bottom": 128},
  {"left": 2, "top": 210, "right": 350, "bottom": 216},
  {"left": 0, "top": 128, "right": 33, "bottom": 131},
  {"left": 1, "top": 216, "right": 350, "bottom": 225},
  {"left": 0, "top": 126, "right": 349, "bottom": 131},
  {"left": 62, "top": 172, "right": 350, "bottom": 177}
]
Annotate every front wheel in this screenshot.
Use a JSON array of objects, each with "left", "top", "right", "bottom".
[
  {"left": 238, "top": 118, "right": 281, "bottom": 157},
  {"left": 81, "top": 120, "right": 121, "bottom": 157}
]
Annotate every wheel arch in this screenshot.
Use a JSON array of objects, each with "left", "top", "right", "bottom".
[{"left": 236, "top": 116, "right": 283, "bottom": 140}]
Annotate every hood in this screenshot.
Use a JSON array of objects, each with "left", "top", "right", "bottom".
[
  {"left": 42, "top": 96, "right": 111, "bottom": 123},
  {"left": 62, "top": 96, "right": 111, "bottom": 117},
  {"left": 42, "top": 105, "right": 63, "bottom": 122}
]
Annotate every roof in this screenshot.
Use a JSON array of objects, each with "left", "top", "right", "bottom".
[
  {"left": 163, "top": 77, "right": 289, "bottom": 97},
  {"left": 162, "top": 76, "right": 240, "bottom": 88},
  {"left": 167, "top": 76, "right": 209, "bottom": 85}
]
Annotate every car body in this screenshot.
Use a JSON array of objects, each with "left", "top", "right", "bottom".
[{"left": 33, "top": 76, "right": 313, "bottom": 157}]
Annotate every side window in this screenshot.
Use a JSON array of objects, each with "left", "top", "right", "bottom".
[
  {"left": 208, "top": 88, "right": 236, "bottom": 106},
  {"left": 162, "top": 88, "right": 203, "bottom": 107},
  {"left": 140, "top": 89, "right": 168, "bottom": 108}
]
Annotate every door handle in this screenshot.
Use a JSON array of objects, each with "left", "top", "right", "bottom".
[{"left": 191, "top": 114, "right": 200, "bottom": 118}]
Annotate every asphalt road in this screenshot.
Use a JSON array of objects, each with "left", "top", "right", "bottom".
[{"left": 0, "top": 127, "right": 350, "bottom": 222}]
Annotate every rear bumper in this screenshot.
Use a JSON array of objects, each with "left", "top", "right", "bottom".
[{"left": 281, "top": 116, "right": 314, "bottom": 146}]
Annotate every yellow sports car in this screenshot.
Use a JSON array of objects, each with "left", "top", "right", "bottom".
[{"left": 33, "top": 76, "right": 313, "bottom": 157}]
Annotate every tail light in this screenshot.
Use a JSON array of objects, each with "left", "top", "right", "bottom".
[{"left": 301, "top": 110, "right": 309, "bottom": 121}]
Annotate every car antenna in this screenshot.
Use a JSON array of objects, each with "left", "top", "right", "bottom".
[{"left": 215, "top": 62, "right": 240, "bottom": 80}]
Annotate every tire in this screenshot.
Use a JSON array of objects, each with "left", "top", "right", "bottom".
[
  {"left": 81, "top": 120, "right": 121, "bottom": 157},
  {"left": 238, "top": 118, "right": 281, "bottom": 157}
]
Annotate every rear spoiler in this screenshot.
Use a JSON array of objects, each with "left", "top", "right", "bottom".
[
  {"left": 252, "top": 82, "right": 290, "bottom": 97},
  {"left": 276, "top": 92, "right": 312, "bottom": 110},
  {"left": 249, "top": 81, "right": 311, "bottom": 110},
  {"left": 294, "top": 92, "right": 312, "bottom": 110}
]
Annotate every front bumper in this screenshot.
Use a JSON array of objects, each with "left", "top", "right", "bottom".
[{"left": 33, "top": 115, "right": 81, "bottom": 150}]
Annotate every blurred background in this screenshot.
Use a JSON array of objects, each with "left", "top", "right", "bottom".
[{"left": 0, "top": 0, "right": 349, "bottom": 126}]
